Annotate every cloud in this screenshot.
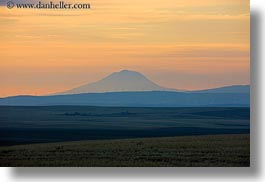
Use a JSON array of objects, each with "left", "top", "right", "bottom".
[{"left": 161, "top": 49, "right": 250, "bottom": 58}]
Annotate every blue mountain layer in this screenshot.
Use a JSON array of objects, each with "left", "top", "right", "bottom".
[{"left": 0, "top": 91, "right": 249, "bottom": 107}]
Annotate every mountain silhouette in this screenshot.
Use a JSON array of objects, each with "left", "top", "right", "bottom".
[
  {"left": 0, "top": 70, "right": 250, "bottom": 107},
  {"left": 56, "top": 70, "right": 177, "bottom": 95}
]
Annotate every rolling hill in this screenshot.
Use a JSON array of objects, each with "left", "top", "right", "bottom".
[{"left": 0, "top": 91, "right": 249, "bottom": 107}]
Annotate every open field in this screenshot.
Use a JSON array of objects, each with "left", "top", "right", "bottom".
[
  {"left": 0, "top": 106, "right": 250, "bottom": 145},
  {"left": 0, "top": 106, "right": 250, "bottom": 167},
  {"left": 0, "top": 134, "right": 250, "bottom": 167}
]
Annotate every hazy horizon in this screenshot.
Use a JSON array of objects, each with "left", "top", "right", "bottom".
[
  {"left": 0, "top": 0, "right": 250, "bottom": 97},
  {"left": 0, "top": 69, "right": 250, "bottom": 98},
  {"left": 50, "top": 69, "right": 250, "bottom": 97}
]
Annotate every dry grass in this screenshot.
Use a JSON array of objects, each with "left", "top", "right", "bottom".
[{"left": 0, "top": 134, "right": 250, "bottom": 167}]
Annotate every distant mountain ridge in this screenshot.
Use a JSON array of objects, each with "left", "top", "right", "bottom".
[
  {"left": 55, "top": 70, "right": 249, "bottom": 95},
  {"left": 0, "top": 70, "right": 250, "bottom": 107},
  {"left": 188, "top": 85, "right": 250, "bottom": 94},
  {"left": 55, "top": 70, "right": 178, "bottom": 95},
  {"left": 0, "top": 91, "right": 249, "bottom": 107}
]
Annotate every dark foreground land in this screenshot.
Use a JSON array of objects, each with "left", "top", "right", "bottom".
[
  {"left": 0, "top": 106, "right": 250, "bottom": 145},
  {"left": 0, "top": 134, "right": 250, "bottom": 167},
  {"left": 0, "top": 106, "right": 250, "bottom": 167}
]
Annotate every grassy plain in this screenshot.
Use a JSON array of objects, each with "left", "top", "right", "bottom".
[{"left": 0, "top": 134, "right": 250, "bottom": 167}]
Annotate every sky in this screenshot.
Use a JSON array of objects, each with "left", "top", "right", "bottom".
[{"left": 0, "top": 0, "right": 250, "bottom": 97}]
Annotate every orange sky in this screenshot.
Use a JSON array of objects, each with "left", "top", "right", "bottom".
[{"left": 0, "top": 0, "right": 250, "bottom": 97}]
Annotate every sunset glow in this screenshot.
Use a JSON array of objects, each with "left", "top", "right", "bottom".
[{"left": 0, "top": 0, "right": 250, "bottom": 97}]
